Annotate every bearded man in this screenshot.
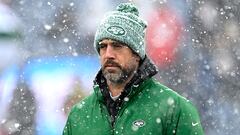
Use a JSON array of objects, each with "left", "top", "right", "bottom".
[{"left": 63, "top": 3, "right": 204, "bottom": 135}]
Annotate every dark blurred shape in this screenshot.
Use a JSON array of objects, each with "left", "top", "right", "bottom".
[{"left": 1, "top": 82, "right": 36, "bottom": 135}]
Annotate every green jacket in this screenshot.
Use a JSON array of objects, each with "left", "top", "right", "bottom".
[{"left": 63, "top": 57, "right": 204, "bottom": 135}]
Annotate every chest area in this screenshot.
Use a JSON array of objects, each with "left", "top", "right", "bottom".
[
  {"left": 112, "top": 103, "right": 166, "bottom": 135},
  {"left": 82, "top": 100, "right": 168, "bottom": 135}
]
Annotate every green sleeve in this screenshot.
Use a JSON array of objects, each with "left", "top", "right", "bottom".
[
  {"left": 62, "top": 112, "right": 73, "bottom": 135},
  {"left": 175, "top": 98, "right": 204, "bottom": 135}
]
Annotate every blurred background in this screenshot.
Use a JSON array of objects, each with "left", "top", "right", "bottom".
[{"left": 0, "top": 0, "right": 239, "bottom": 135}]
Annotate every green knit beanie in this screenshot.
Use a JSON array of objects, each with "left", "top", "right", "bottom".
[{"left": 94, "top": 3, "right": 147, "bottom": 59}]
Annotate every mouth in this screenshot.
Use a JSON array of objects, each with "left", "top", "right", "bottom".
[
  {"left": 104, "top": 65, "right": 119, "bottom": 70},
  {"left": 104, "top": 62, "right": 120, "bottom": 68},
  {"left": 103, "top": 64, "right": 121, "bottom": 73},
  {"left": 105, "top": 64, "right": 118, "bottom": 67},
  {"left": 103, "top": 60, "right": 121, "bottom": 71}
]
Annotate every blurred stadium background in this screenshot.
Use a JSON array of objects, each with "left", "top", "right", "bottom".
[{"left": 0, "top": 0, "right": 239, "bottom": 135}]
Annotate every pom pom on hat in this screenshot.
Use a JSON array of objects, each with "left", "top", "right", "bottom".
[
  {"left": 117, "top": 3, "right": 139, "bottom": 16},
  {"left": 94, "top": 3, "right": 147, "bottom": 59}
]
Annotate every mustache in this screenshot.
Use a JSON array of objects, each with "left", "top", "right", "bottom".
[{"left": 103, "top": 59, "right": 121, "bottom": 69}]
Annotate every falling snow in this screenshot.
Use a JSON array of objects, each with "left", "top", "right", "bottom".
[{"left": 0, "top": 0, "right": 239, "bottom": 135}]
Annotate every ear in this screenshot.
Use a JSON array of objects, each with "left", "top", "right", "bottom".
[
  {"left": 131, "top": 50, "right": 141, "bottom": 62},
  {"left": 135, "top": 55, "right": 141, "bottom": 62}
]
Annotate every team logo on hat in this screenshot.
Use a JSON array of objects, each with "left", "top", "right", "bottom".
[{"left": 107, "top": 26, "right": 125, "bottom": 36}]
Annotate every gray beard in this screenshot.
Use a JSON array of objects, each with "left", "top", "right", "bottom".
[{"left": 103, "top": 67, "right": 135, "bottom": 85}]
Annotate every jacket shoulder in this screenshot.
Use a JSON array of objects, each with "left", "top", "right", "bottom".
[
  {"left": 146, "top": 78, "right": 199, "bottom": 111},
  {"left": 149, "top": 79, "right": 197, "bottom": 105},
  {"left": 145, "top": 78, "right": 184, "bottom": 100},
  {"left": 69, "top": 93, "right": 96, "bottom": 116},
  {"left": 145, "top": 79, "right": 204, "bottom": 134}
]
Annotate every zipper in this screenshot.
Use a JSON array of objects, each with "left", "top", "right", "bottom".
[
  {"left": 101, "top": 103, "right": 115, "bottom": 134},
  {"left": 111, "top": 97, "right": 131, "bottom": 134},
  {"left": 101, "top": 86, "right": 138, "bottom": 134},
  {"left": 113, "top": 86, "right": 137, "bottom": 126}
]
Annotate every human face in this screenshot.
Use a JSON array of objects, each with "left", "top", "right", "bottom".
[{"left": 99, "top": 39, "right": 140, "bottom": 84}]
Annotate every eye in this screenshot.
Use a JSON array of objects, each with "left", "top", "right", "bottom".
[
  {"left": 112, "top": 42, "right": 124, "bottom": 49},
  {"left": 98, "top": 42, "right": 107, "bottom": 49}
]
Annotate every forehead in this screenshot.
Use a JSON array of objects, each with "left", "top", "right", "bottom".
[{"left": 98, "top": 39, "right": 141, "bottom": 59}]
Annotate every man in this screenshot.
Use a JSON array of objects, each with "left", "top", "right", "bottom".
[{"left": 63, "top": 3, "right": 204, "bottom": 135}]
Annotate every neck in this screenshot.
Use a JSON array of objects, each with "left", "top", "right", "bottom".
[{"left": 107, "top": 73, "right": 134, "bottom": 97}]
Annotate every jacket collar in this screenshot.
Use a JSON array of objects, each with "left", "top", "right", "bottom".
[{"left": 93, "top": 56, "right": 158, "bottom": 102}]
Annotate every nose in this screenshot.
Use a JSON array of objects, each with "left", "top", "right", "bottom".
[{"left": 104, "top": 45, "right": 115, "bottom": 59}]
